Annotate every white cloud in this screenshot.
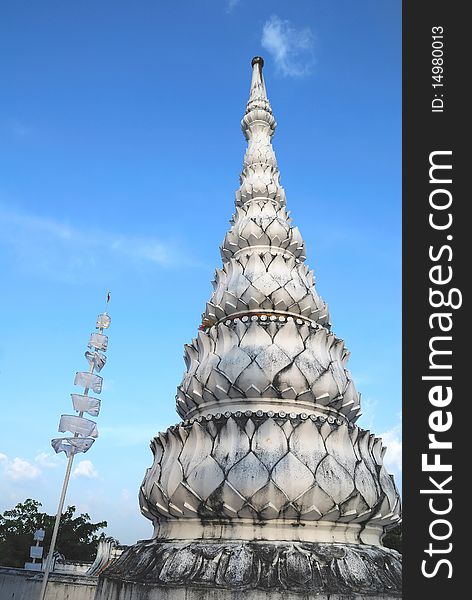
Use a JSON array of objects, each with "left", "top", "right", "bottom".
[
  {"left": 379, "top": 425, "right": 402, "bottom": 475},
  {"left": 73, "top": 460, "right": 98, "bottom": 479},
  {"left": 2, "top": 456, "right": 41, "bottom": 480},
  {"left": 261, "top": 15, "right": 314, "bottom": 77}
]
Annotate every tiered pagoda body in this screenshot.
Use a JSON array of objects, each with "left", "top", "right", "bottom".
[{"left": 96, "top": 57, "right": 402, "bottom": 600}]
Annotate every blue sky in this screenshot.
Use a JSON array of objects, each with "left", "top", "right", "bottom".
[{"left": 0, "top": 1, "right": 401, "bottom": 545}]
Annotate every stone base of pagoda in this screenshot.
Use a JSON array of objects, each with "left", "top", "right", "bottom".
[
  {"left": 95, "top": 539, "right": 401, "bottom": 599},
  {"left": 151, "top": 519, "right": 385, "bottom": 546}
]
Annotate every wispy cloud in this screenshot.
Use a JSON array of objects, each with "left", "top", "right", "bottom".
[
  {"left": 99, "top": 424, "right": 158, "bottom": 447},
  {"left": 73, "top": 459, "right": 98, "bottom": 479},
  {"left": 359, "top": 396, "right": 378, "bottom": 432},
  {"left": 380, "top": 422, "right": 402, "bottom": 476},
  {"left": 225, "top": 0, "right": 240, "bottom": 13},
  {"left": 2, "top": 119, "right": 32, "bottom": 138},
  {"left": 118, "top": 488, "right": 137, "bottom": 518},
  {"left": 34, "top": 452, "right": 61, "bottom": 469},
  {"left": 0, "top": 205, "right": 198, "bottom": 282},
  {"left": 261, "top": 15, "right": 314, "bottom": 77}
]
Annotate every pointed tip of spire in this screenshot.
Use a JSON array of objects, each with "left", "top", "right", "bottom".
[
  {"left": 242, "top": 54, "right": 275, "bottom": 139},
  {"left": 247, "top": 55, "right": 270, "bottom": 108}
]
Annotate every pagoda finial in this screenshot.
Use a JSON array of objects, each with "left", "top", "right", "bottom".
[
  {"left": 248, "top": 56, "right": 268, "bottom": 106},
  {"left": 242, "top": 56, "right": 275, "bottom": 140}
]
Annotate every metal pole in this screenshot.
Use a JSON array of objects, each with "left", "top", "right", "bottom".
[
  {"left": 39, "top": 366, "right": 94, "bottom": 598},
  {"left": 38, "top": 451, "right": 75, "bottom": 600}
]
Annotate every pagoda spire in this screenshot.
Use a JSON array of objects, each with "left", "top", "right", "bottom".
[{"left": 176, "top": 58, "right": 361, "bottom": 421}]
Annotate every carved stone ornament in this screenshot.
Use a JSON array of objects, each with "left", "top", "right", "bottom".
[
  {"left": 100, "top": 540, "right": 401, "bottom": 596},
  {"left": 96, "top": 57, "right": 401, "bottom": 599}
]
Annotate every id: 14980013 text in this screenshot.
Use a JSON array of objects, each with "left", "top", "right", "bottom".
[{"left": 431, "top": 26, "right": 445, "bottom": 113}]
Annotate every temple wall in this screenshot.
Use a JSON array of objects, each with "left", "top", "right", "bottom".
[
  {"left": 0, "top": 566, "right": 97, "bottom": 600},
  {"left": 96, "top": 578, "right": 399, "bottom": 600},
  {"left": 54, "top": 559, "right": 93, "bottom": 574}
]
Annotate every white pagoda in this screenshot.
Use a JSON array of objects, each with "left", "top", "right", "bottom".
[{"left": 96, "top": 57, "right": 402, "bottom": 600}]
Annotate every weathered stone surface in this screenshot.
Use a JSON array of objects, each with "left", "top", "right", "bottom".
[
  {"left": 176, "top": 317, "right": 361, "bottom": 421},
  {"left": 97, "top": 541, "right": 401, "bottom": 596},
  {"left": 139, "top": 412, "right": 400, "bottom": 534},
  {"left": 206, "top": 256, "right": 328, "bottom": 324}
]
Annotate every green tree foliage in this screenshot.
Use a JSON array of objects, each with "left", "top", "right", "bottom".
[
  {"left": 0, "top": 498, "right": 107, "bottom": 568},
  {"left": 383, "top": 523, "right": 402, "bottom": 553}
]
